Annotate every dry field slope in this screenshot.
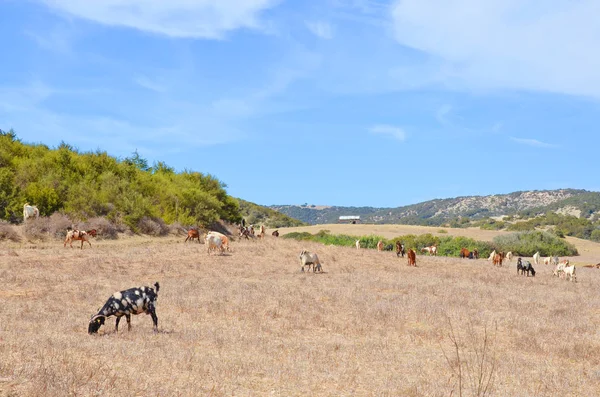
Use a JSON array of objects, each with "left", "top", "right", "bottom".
[{"left": 0, "top": 228, "right": 599, "bottom": 396}]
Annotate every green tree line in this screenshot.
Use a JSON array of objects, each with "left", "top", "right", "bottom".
[{"left": 0, "top": 130, "right": 242, "bottom": 230}]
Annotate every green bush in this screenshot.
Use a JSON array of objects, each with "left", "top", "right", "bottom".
[
  {"left": 0, "top": 131, "right": 246, "bottom": 230},
  {"left": 434, "top": 236, "right": 495, "bottom": 258},
  {"left": 506, "top": 221, "right": 536, "bottom": 232},
  {"left": 283, "top": 231, "right": 495, "bottom": 258},
  {"left": 474, "top": 218, "right": 506, "bottom": 230},
  {"left": 492, "top": 231, "right": 577, "bottom": 256}
]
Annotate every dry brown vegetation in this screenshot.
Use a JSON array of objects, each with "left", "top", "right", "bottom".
[{"left": 2, "top": 226, "right": 600, "bottom": 396}]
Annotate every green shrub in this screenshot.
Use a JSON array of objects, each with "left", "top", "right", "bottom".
[
  {"left": 0, "top": 132, "right": 245, "bottom": 229},
  {"left": 474, "top": 218, "right": 506, "bottom": 230},
  {"left": 282, "top": 232, "right": 314, "bottom": 241},
  {"left": 492, "top": 231, "right": 577, "bottom": 256},
  {"left": 283, "top": 231, "right": 496, "bottom": 258},
  {"left": 434, "top": 236, "right": 495, "bottom": 258},
  {"left": 506, "top": 221, "right": 536, "bottom": 232}
]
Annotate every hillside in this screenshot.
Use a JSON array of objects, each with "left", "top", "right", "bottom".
[
  {"left": 237, "top": 199, "right": 305, "bottom": 228},
  {"left": 0, "top": 130, "right": 244, "bottom": 229},
  {"left": 271, "top": 189, "right": 600, "bottom": 242},
  {"left": 271, "top": 189, "right": 595, "bottom": 225}
]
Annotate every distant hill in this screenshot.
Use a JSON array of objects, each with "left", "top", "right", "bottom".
[
  {"left": 271, "top": 189, "right": 600, "bottom": 226},
  {"left": 237, "top": 199, "right": 305, "bottom": 228}
]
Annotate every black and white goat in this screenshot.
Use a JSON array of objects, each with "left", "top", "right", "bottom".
[
  {"left": 88, "top": 282, "right": 160, "bottom": 334},
  {"left": 517, "top": 258, "right": 536, "bottom": 277}
]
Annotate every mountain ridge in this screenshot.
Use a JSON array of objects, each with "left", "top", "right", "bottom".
[{"left": 270, "top": 189, "right": 600, "bottom": 226}]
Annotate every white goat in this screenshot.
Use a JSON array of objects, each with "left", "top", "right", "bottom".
[
  {"left": 207, "top": 231, "right": 230, "bottom": 251},
  {"left": 205, "top": 234, "right": 224, "bottom": 255},
  {"left": 23, "top": 203, "right": 39, "bottom": 221},
  {"left": 299, "top": 250, "right": 323, "bottom": 273},
  {"left": 563, "top": 264, "right": 576, "bottom": 282}
]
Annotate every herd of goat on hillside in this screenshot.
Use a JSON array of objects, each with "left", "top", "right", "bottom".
[{"left": 18, "top": 202, "right": 590, "bottom": 335}]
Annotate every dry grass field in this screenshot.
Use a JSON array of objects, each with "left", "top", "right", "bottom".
[{"left": 2, "top": 225, "right": 600, "bottom": 396}]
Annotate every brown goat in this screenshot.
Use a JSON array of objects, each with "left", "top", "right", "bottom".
[
  {"left": 185, "top": 229, "right": 201, "bottom": 243},
  {"left": 64, "top": 229, "right": 96, "bottom": 249}
]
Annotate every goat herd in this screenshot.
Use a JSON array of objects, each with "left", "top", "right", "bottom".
[{"left": 50, "top": 219, "right": 581, "bottom": 334}]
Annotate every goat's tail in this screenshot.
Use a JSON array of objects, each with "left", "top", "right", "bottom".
[{"left": 154, "top": 282, "right": 160, "bottom": 294}]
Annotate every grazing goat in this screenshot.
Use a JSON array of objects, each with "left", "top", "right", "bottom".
[
  {"left": 185, "top": 228, "right": 201, "bottom": 243},
  {"left": 533, "top": 251, "right": 540, "bottom": 265},
  {"left": 472, "top": 249, "right": 479, "bottom": 259},
  {"left": 206, "top": 234, "right": 224, "bottom": 255},
  {"left": 377, "top": 240, "right": 384, "bottom": 252},
  {"left": 488, "top": 250, "right": 496, "bottom": 261},
  {"left": 384, "top": 244, "right": 394, "bottom": 251},
  {"left": 299, "top": 250, "right": 323, "bottom": 273},
  {"left": 505, "top": 251, "right": 513, "bottom": 262},
  {"left": 272, "top": 230, "right": 279, "bottom": 237},
  {"left": 396, "top": 242, "right": 405, "bottom": 258},
  {"left": 239, "top": 226, "right": 252, "bottom": 239},
  {"left": 64, "top": 229, "right": 96, "bottom": 249},
  {"left": 516, "top": 258, "right": 536, "bottom": 277},
  {"left": 562, "top": 263, "right": 576, "bottom": 282},
  {"left": 493, "top": 252, "right": 504, "bottom": 267},
  {"left": 553, "top": 260, "right": 569, "bottom": 277},
  {"left": 421, "top": 246, "right": 437, "bottom": 256},
  {"left": 583, "top": 263, "right": 600, "bottom": 269},
  {"left": 356, "top": 240, "right": 361, "bottom": 250},
  {"left": 407, "top": 249, "right": 417, "bottom": 267},
  {"left": 88, "top": 282, "right": 160, "bottom": 334},
  {"left": 23, "top": 203, "right": 39, "bottom": 221},
  {"left": 459, "top": 248, "right": 470, "bottom": 259},
  {"left": 207, "top": 231, "right": 230, "bottom": 251}
]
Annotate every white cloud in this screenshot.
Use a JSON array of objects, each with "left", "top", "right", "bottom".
[
  {"left": 305, "top": 21, "right": 334, "bottom": 39},
  {"left": 25, "top": 26, "right": 73, "bottom": 54},
  {"left": 134, "top": 75, "right": 167, "bottom": 92},
  {"left": 41, "top": 0, "right": 280, "bottom": 38},
  {"left": 0, "top": 81, "right": 245, "bottom": 158},
  {"left": 510, "top": 137, "right": 556, "bottom": 148},
  {"left": 369, "top": 124, "right": 406, "bottom": 141},
  {"left": 435, "top": 104, "right": 452, "bottom": 126},
  {"left": 390, "top": 0, "right": 600, "bottom": 98}
]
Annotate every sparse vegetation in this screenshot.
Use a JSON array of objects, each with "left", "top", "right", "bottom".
[
  {"left": 0, "top": 221, "right": 20, "bottom": 242},
  {"left": 1, "top": 235, "right": 599, "bottom": 395}
]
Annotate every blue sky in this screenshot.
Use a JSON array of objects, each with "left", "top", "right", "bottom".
[{"left": 1, "top": 0, "right": 599, "bottom": 208}]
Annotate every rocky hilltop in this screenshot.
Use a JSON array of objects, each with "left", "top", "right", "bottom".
[{"left": 271, "top": 189, "right": 600, "bottom": 226}]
